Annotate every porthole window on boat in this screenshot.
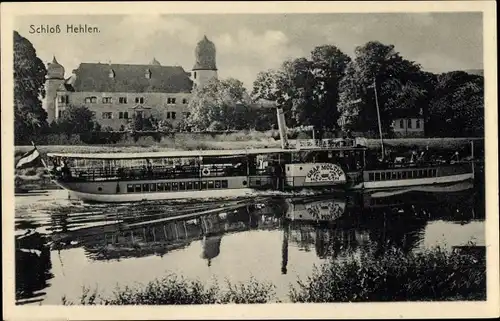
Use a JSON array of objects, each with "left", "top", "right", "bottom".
[
  {"left": 215, "top": 180, "right": 221, "bottom": 188},
  {"left": 98, "top": 187, "right": 102, "bottom": 192},
  {"left": 222, "top": 180, "right": 228, "bottom": 188},
  {"left": 299, "top": 167, "right": 303, "bottom": 170},
  {"left": 243, "top": 180, "right": 248, "bottom": 186}
]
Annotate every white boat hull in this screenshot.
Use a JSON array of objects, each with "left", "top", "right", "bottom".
[
  {"left": 349, "top": 173, "right": 474, "bottom": 191},
  {"left": 58, "top": 184, "right": 256, "bottom": 203}
]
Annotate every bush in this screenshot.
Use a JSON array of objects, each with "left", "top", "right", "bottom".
[
  {"left": 62, "top": 275, "right": 276, "bottom": 305},
  {"left": 289, "top": 246, "right": 486, "bottom": 302}
]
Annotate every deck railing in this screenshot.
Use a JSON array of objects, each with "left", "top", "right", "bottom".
[{"left": 60, "top": 164, "right": 261, "bottom": 182}]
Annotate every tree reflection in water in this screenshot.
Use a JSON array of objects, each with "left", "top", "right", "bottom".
[{"left": 15, "top": 184, "right": 481, "bottom": 304}]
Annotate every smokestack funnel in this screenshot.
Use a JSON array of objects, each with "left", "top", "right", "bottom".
[{"left": 276, "top": 108, "right": 289, "bottom": 149}]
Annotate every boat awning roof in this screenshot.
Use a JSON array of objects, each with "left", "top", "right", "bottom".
[
  {"left": 46, "top": 148, "right": 289, "bottom": 160},
  {"left": 46, "top": 145, "right": 368, "bottom": 160}
]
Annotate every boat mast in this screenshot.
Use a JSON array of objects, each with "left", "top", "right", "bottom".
[
  {"left": 276, "top": 107, "right": 290, "bottom": 149},
  {"left": 373, "top": 77, "right": 385, "bottom": 160}
]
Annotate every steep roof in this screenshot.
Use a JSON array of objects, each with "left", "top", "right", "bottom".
[{"left": 70, "top": 63, "right": 193, "bottom": 93}]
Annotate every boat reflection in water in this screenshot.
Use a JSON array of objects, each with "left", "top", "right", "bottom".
[{"left": 17, "top": 180, "right": 482, "bottom": 304}]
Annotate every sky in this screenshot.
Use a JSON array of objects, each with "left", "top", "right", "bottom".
[{"left": 15, "top": 13, "right": 483, "bottom": 89}]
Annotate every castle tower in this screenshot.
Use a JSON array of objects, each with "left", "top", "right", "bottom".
[
  {"left": 43, "top": 56, "right": 65, "bottom": 123},
  {"left": 192, "top": 35, "right": 218, "bottom": 89}
]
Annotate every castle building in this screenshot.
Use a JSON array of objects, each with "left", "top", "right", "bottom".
[{"left": 43, "top": 36, "right": 218, "bottom": 130}]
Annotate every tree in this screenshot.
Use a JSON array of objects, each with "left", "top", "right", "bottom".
[
  {"left": 14, "top": 31, "right": 48, "bottom": 144},
  {"left": 427, "top": 71, "right": 484, "bottom": 137},
  {"left": 188, "top": 78, "right": 252, "bottom": 131},
  {"left": 338, "top": 41, "right": 429, "bottom": 134},
  {"left": 252, "top": 45, "right": 350, "bottom": 139},
  {"left": 57, "top": 105, "right": 99, "bottom": 136}
]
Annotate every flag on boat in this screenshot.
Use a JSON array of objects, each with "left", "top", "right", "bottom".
[{"left": 16, "top": 145, "right": 41, "bottom": 169}]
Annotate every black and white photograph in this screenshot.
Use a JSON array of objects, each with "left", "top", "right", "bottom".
[{"left": 2, "top": 1, "right": 498, "bottom": 320}]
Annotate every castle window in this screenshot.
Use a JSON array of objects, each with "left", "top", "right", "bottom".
[
  {"left": 102, "top": 112, "right": 113, "bottom": 119},
  {"left": 135, "top": 97, "right": 145, "bottom": 104},
  {"left": 416, "top": 119, "right": 421, "bottom": 129},
  {"left": 85, "top": 97, "right": 97, "bottom": 104},
  {"left": 57, "top": 95, "right": 69, "bottom": 104},
  {"left": 145, "top": 69, "right": 151, "bottom": 79},
  {"left": 124, "top": 112, "right": 129, "bottom": 119},
  {"left": 171, "top": 112, "right": 176, "bottom": 120},
  {"left": 166, "top": 112, "right": 171, "bottom": 119},
  {"left": 58, "top": 110, "right": 62, "bottom": 118},
  {"left": 167, "top": 97, "right": 176, "bottom": 104},
  {"left": 109, "top": 69, "right": 115, "bottom": 78},
  {"left": 194, "top": 72, "right": 197, "bottom": 79},
  {"left": 102, "top": 97, "right": 112, "bottom": 104},
  {"left": 182, "top": 98, "right": 188, "bottom": 104},
  {"left": 399, "top": 119, "right": 404, "bottom": 129},
  {"left": 119, "top": 97, "right": 128, "bottom": 104},
  {"left": 407, "top": 119, "right": 412, "bottom": 129}
]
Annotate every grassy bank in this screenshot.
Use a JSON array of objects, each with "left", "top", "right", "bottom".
[
  {"left": 16, "top": 137, "right": 483, "bottom": 155},
  {"left": 62, "top": 247, "right": 485, "bottom": 305}
]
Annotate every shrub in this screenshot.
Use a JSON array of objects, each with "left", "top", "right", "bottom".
[
  {"left": 289, "top": 246, "right": 486, "bottom": 302},
  {"left": 62, "top": 275, "right": 277, "bottom": 305}
]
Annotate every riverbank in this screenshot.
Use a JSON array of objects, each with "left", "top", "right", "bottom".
[{"left": 62, "top": 246, "right": 485, "bottom": 304}]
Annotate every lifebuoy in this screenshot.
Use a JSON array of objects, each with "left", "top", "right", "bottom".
[{"left": 202, "top": 168, "right": 210, "bottom": 176}]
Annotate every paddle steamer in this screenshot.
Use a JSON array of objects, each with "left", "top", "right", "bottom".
[{"left": 45, "top": 108, "right": 475, "bottom": 203}]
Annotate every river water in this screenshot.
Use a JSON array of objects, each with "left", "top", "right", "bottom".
[{"left": 14, "top": 182, "right": 485, "bottom": 305}]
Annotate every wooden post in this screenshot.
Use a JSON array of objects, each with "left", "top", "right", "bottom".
[{"left": 471, "top": 140, "right": 475, "bottom": 179}]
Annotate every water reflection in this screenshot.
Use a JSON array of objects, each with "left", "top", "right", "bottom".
[{"left": 14, "top": 180, "right": 484, "bottom": 304}]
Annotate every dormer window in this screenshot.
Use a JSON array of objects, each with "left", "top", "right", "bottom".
[
  {"left": 109, "top": 69, "right": 115, "bottom": 78},
  {"left": 145, "top": 69, "right": 151, "bottom": 79}
]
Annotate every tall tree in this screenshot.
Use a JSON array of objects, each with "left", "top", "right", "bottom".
[
  {"left": 14, "top": 31, "right": 47, "bottom": 144},
  {"left": 427, "top": 71, "right": 484, "bottom": 137},
  {"left": 252, "top": 45, "right": 350, "bottom": 138},
  {"left": 338, "top": 41, "right": 428, "bottom": 134},
  {"left": 188, "top": 78, "right": 252, "bottom": 131}
]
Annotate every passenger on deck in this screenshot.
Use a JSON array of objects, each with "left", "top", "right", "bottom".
[
  {"left": 61, "top": 158, "right": 71, "bottom": 178},
  {"left": 410, "top": 150, "right": 418, "bottom": 163},
  {"left": 451, "top": 151, "right": 460, "bottom": 163}
]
